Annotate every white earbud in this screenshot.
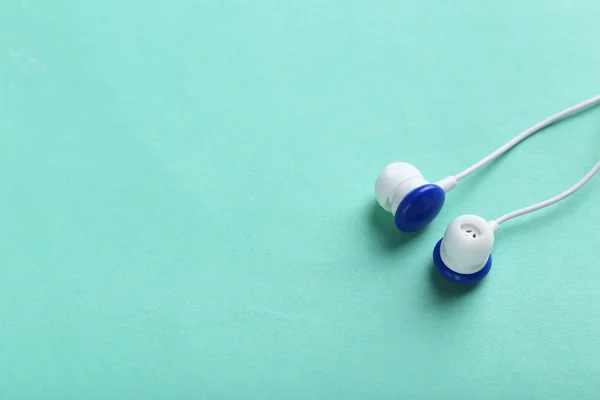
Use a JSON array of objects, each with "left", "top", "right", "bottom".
[
  {"left": 374, "top": 163, "right": 455, "bottom": 232},
  {"left": 375, "top": 163, "right": 428, "bottom": 212},
  {"left": 381, "top": 93, "right": 600, "bottom": 283},
  {"left": 433, "top": 215, "right": 498, "bottom": 283}
]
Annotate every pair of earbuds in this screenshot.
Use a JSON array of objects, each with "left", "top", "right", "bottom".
[{"left": 374, "top": 94, "right": 600, "bottom": 284}]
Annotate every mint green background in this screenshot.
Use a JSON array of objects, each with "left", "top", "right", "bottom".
[{"left": 2, "top": 1, "right": 600, "bottom": 399}]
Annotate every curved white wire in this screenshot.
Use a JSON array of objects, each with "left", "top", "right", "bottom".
[
  {"left": 454, "top": 94, "right": 600, "bottom": 181},
  {"left": 494, "top": 161, "right": 600, "bottom": 225}
]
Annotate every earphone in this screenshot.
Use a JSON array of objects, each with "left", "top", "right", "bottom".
[{"left": 375, "top": 94, "right": 600, "bottom": 283}]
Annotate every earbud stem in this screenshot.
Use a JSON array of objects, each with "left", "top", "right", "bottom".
[
  {"left": 436, "top": 176, "right": 457, "bottom": 193},
  {"left": 488, "top": 220, "right": 499, "bottom": 232}
]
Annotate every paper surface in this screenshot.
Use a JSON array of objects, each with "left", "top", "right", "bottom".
[{"left": 1, "top": 1, "right": 600, "bottom": 398}]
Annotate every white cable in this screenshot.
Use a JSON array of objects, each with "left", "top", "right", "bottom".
[
  {"left": 454, "top": 94, "right": 600, "bottom": 181},
  {"left": 494, "top": 160, "right": 600, "bottom": 225}
]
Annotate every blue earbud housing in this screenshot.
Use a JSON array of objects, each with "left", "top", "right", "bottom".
[
  {"left": 433, "top": 238, "right": 492, "bottom": 284},
  {"left": 394, "top": 184, "right": 445, "bottom": 232}
]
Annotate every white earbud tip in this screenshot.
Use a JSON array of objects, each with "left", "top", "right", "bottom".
[
  {"left": 375, "top": 162, "right": 423, "bottom": 211},
  {"left": 433, "top": 215, "right": 495, "bottom": 283},
  {"left": 433, "top": 239, "right": 492, "bottom": 284}
]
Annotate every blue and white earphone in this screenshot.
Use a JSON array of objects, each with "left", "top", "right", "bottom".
[{"left": 375, "top": 94, "right": 600, "bottom": 284}]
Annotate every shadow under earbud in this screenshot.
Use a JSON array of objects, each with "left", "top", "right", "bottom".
[
  {"left": 428, "top": 261, "right": 481, "bottom": 300},
  {"left": 368, "top": 201, "right": 423, "bottom": 251}
]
